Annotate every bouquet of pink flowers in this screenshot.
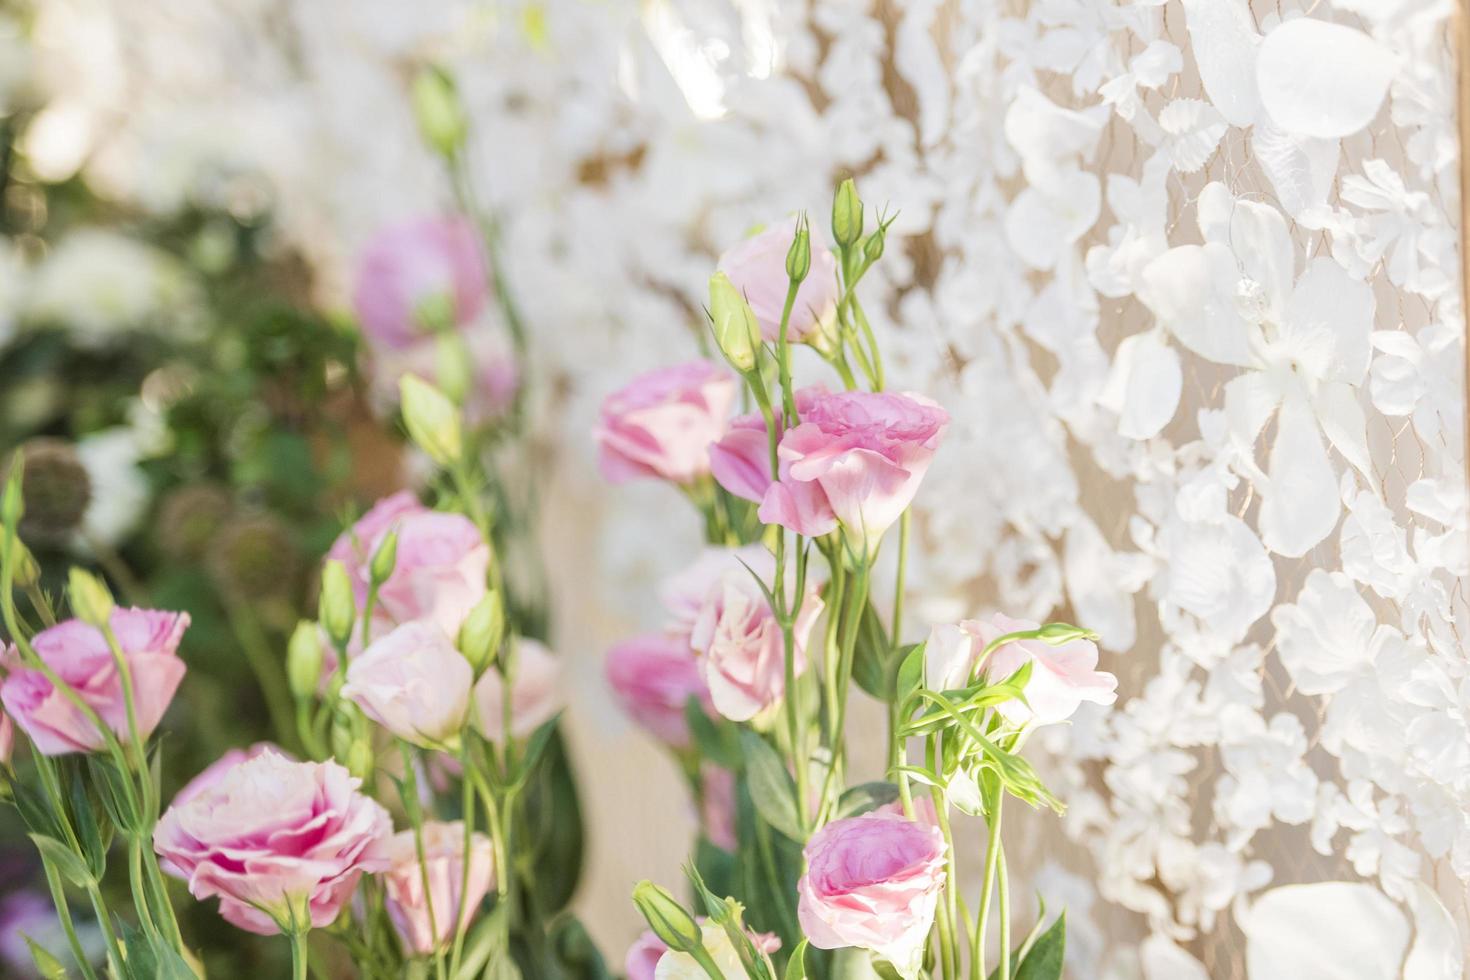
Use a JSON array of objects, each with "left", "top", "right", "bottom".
[{"left": 601, "top": 181, "right": 1116, "bottom": 980}]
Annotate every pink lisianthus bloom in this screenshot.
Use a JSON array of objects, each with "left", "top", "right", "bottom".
[
  {"left": 625, "top": 930, "right": 669, "bottom": 980},
  {"left": 716, "top": 217, "right": 840, "bottom": 344},
  {"left": 171, "top": 742, "right": 288, "bottom": 808},
  {"left": 797, "top": 808, "right": 947, "bottom": 979},
  {"left": 708, "top": 386, "right": 824, "bottom": 504},
  {"left": 352, "top": 216, "right": 488, "bottom": 351},
  {"left": 699, "top": 764, "right": 737, "bottom": 852},
  {"left": 154, "top": 750, "right": 390, "bottom": 935},
  {"left": 325, "top": 491, "right": 490, "bottom": 641},
  {"left": 342, "top": 621, "right": 473, "bottom": 748},
  {"left": 605, "top": 632, "right": 712, "bottom": 751},
  {"left": 368, "top": 820, "right": 494, "bottom": 955},
  {"left": 924, "top": 614, "right": 1116, "bottom": 726},
  {"left": 661, "top": 546, "right": 823, "bottom": 723},
  {"left": 595, "top": 361, "right": 738, "bottom": 485},
  {"left": 0, "top": 608, "right": 189, "bottom": 756},
  {"left": 473, "top": 638, "right": 561, "bottom": 742}
]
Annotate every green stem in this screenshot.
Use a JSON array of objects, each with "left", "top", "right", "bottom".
[
  {"left": 39, "top": 862, "right": 99, "bottom": 980},
  {"left": 998, "top": 850, "right": 1012, "bottom": 980},
  {"left": 290, "top": 928, "right": 310, "bottom": 980},
  {"left": 689, "top": 944, "right": 729, "bottom": 980},
  {"left": 448, "top": 739, "right": 478, "bottom": 976},
  {"left": 974, "top": 785, "right": 1004, "bottom": 980},
  {"left": 225, "top": 597, "right": 299, "bottom": 750},
  {"left": 400, "top": 744, "right": 447, "bottom": 980}
]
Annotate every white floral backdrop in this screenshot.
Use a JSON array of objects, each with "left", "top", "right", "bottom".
[{"left": 12, "top": 0, "right": 1469, "bottom": 976}]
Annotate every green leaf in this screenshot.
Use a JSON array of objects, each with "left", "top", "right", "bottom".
[
  {"left": 451, "top": 906, "right": 504, "bottom": 980},
  {"left": 851, "top": 601, "right": 896, "bottom": 701},
  {"left": 519, "top": 726, "right": 585, "bottom": 914},
  {"left": 10, "top": 780, "right": 61, "bottom": 840},
  {"left": 68, "top": 771, "right": 108, "bottom": 880},
  {"left": 24, "top": 935, "right": 69, "bottom": 979},
  {"left": 1016, "top": 912, "right": 1065, "bottom": 980},
  {"left": 740, "top": 731, "right": 803, "bottom": 842},
  {"left": 508, "top": 713, "right": 560, "bottom": 790},
  {"left": 784, "top": 940, "right": 809, "bottom": 980},
  {"left": 686, "top": 697, "right": 740, "bottom": 769},
  {"left": 834, "top": 782, "right": 899, "bottom": 819},
  {"left": 28, "top": 834, "right": 93, "bottom": 889},
  {"left": 549, "top": 915, "right": 614, "bottom": 980},
  {"left": 894, "top": 642, "right": 926, "bottom": 708}
]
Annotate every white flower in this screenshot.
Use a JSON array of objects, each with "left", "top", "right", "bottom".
[{"left": 1242, "top": 882, "right": 1410, "bottom": 980}]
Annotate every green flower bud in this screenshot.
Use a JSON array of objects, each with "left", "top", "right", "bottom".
[
  {"left": 433, "top": 333, "right": 471, "bottom": 407},
  {"left": 1, "top": 455, "right": 24, "bottom": 529},
  {"left": 24, "top": 935, "right": 68, "bottom": 980},
  {"left": 831, "top": 178, "right": 863, "bottom": 249},
  {"left": 457, "top": 591, "right": 504, "bottom": 675},
  {"left": 344, "top": 735, "right": 374, "bottom": 782},
  {"left": 11, "top": 540, "right": 39, "bottom": 589},
  {"left": 400, "top": 375, "right": 463, "bottom": 466},
  {"left": 863, "top": 225, "right": 886, "bottom": 265},
  {"left": 330, "top": 711, "right": 355, "bottom": 761},
  {"left": 785, "top": 217, "right": 811, "bottom": 283},
  {"left": 287, "top": 620, "right": 324, "bottom": 701},
  {"left": 67, "top": 567, "right": 114, "bottom": 628},
  {"left": 631, "top": 880, "right": 702, "bottom": 953},
  {"left": 319, "top": 559, "right": 357, "bottom": 650},
  {"left": 369, "top": 528, "right": 399, "bottom": 587},
  {"left": 410, "top": 64, "right": 468, "bottom": 159},
  {"left": 1034, "top": 622, "right": 1099, "bottom": 645},
  {"left": 708, "top": 271, "right": 759, "bottom": 373}
]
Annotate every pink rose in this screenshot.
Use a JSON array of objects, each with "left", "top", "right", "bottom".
[
  {"left": 797, "top": 809, "right": 947, "bottom": 978},
  {"left": 595, "top": 361, "right": 738, "bottom": 485},
  {"left": 716, "top": 218, "right": 840, "bottom": 343},
  {"left": 662, "top": 546, "right": 822, "bottom": 722},
  {"left": 751, "top": 390, "right": 948, "bottom": 550},
  {"left": 172, "top": 742, "right": 286, "bottom": 808},
  {"left": 699, "top": 765, "right": 737, "bottom": 852},
  {"left": 625, "top": 930, "right": 668, "bottom": 980},
  {"left": 924, "top": 614, "right": 1115, "bottom": 726},
  {"left": 352, "top": 216, "right": 488, "bottom": 351},
  {"left": 1, "top": 608, "right": 189, "bottom": 756},
  {"left": 326, "top": 492, "right": 490, "bottom": 640},
  {"left": 605, "top": 632, "right": 712, "bottom": 750},
  {"left": 342, "top": 621, "right": 473, "bottom": 748},
  {"left": 154, "top": 750, "right": 390, "bottom": 935},
  {"left": 368, "top": 820, "right": 494, "bottom": 955},
  {"left": 473, "top": 638, "right": 561, "bottom": 741}
]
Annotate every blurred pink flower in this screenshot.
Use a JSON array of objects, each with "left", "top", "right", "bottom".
[
  {"left": 352, "top": 216, "right": 488, "bottom": 351},
  {"left": 154, "top": 750, "right": 390, "bottom": 935},
  {"left": 605, "top": 632, "right": 712, "bottom": 750},
  {"left": 699, "top": 765, "right": 737, "bottom": 852},
  {"left": 625, "top": 930, "right": 667, "bottom": 980},
  {"left": 1, "top": 608, "right": 188, "bottom": 756},
  {"left": 473, "top": 638, "right": 561, "bottom": 742},
  {"left": 342, "top": 621, "right": 473, "bottom": 748},
  {"left": 595, "top": 361, "right": 737, "bottom": 485},
  {"left": 369, "top": 820, "right": 494, "bottom": 955},
  {"left": 716, "top": 218, "right": 840, "bottom": 343}
]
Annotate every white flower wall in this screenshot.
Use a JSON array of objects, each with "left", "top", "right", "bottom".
[{"left": 30, "top": 0, "right": 1469, "bottom": 975}]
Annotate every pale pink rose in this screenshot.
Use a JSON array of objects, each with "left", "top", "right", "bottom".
[
  {"left": 154, "top": 750, "right": 390, "bottom": 935},
  {"left": 326, "top": 492, "right": 490, "bottom": 640},
  {"left": 1, "top": 608, "right": 189, "bottom": 756},
  {"left": 369, "top": 820, "right": 494, "bottom": 955},
  {"left": 661, "top": 546, "right": 822, "bottom": 722},
  {"left": 925, "top": 614, "right": 1115, "bottom": 727},
  {"left": 352, "top": 216, "right": 488, "bottom": 351},
  {"left": 342, "top": 621, "right": 473, "bottom": 748},
  {"left": 625, "top": 930, "right": 668, "bottom": 980},
  {"left": 699, "top": 765, "right": 737, "bottom": 852},
  {"left": 605, "top": 633, "right": 712, "bottom": 750},
  {"left": 708, "top": 386, "right": 824, "bottom": 503},
  {"left": 758, "top": 390, "right": 948, "bottom": 550},
  {"left": 473, "top": 638, "right": 561, "bottom": 742},
  {"left": 172, "top": 742, "right": 287, "bottom": 808},
  {"left": 716, "top": 218, "right": 840, "bottom": 343},
  {"left": 595, "top": 361, "right": 738, "bottom": 485},
  {"left": 797, "top": 809, "right": 947, "bottom": 978},
  {"left": 0, "top": 711, "right": 12, "bottom": 766}
]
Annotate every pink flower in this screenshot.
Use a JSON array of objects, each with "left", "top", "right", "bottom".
[
  {"left": 352, "top": 216, "right": 488, "bottom": 351},
  {"left": 755, "top": 390, "right": 947, "bottom": 550},
  {"left": 0, "top": 711, "right": 12, "bottom": 767},
  {"left": 797, "top": 809, "right": 947, "bottom": 978},
  {"left": 172, "top": 742, "right": 287, "bottom": 808},
  {"left": 473, "top": 638, "right": 561, "bottom": 741},
  {"left": 923, "top": 614, "right": 1116, "bottom": 726},
  {"left": 342, "top": 621, "right": 473, "bottom": 748},
  {"left": 595, "top": 361, "right": 738, "bottom": 485},
  {"left": 699, "top": 765, "right": 737, "bottom": 852},
  {"left": 716, "top": 218, "right": 840, "bottom": 343},
  {"left": 369, "top": 820, "right": 494, "bottom": 955},
  {"left": 1, "top": 608, "right": 189, "bottom": 756},
  {"left": 605, "top": 632, "right": 712, "bottom": 750},
  {"left": 154, "top": 750, "right": 390, "bottom": 935},
  {"left": 662, "top": 546, "right": 822, "bottom": 722},
  {"left": 370, "top": 329, "right": 520, "bottom": 425},
  {"left": 625, "top": 930, "right": 668, "bottom": 980},
  {"left": 326, "top": 492, "right": 490, "bottom": 640},
  {"left": 708, "top": 386, "right": 824, "bottom": 503}
]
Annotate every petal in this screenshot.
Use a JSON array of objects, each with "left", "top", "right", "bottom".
[
  {"left": 1283, "top": 258, "right": 1374, "bottom": 385},
  {"left": 1180, "top": 0, "right": 1261, "bottom": 127},
  {"left": 1314, "top": 382, "right": 1372, "bottom": 480},
  {"left": 1258, "top": 388, "right": 1339, "bottom": 557},
  {"left": 1243, "top": 882, "right": 1408, "bottom": 980},
  {"left": 1100, "top": 331, "right": 1181, "bottom": 440},
  {"left": 1256, "top": 19, "right": 1396, "bottom": 139},
  {"left": 1140, "top": 244, "right": 1256, "bottom": 367}
]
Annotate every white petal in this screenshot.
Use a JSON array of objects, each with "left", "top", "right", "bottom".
[
  {"left": 1140, "top": 244, "right": 1256, "bottom": 367},
  {"left": 1259, "top": 388, "right": 1339, "bottom": 558},
  {"left": 1229, "top": 198, "right": 1296, "bottom": 319},
  {"left": 1142, "top": 934, "right": 1210, "bottom": 980},
  {"left": 1244, "top": 882, "right": 1409, "bottom": 980},
  {"left": 1181, "top": 0, "right": 1261, "bottom": 126},
  {"left": 1100, "top": 331, "right": 1181, "bottom": 440},
  {"left": 1404, "top": 883, "right": 1465, "bottom": 980},
  {"left": 1251, "top": 116, "right": 1341, "bottom": 217},
  {"left": 1223, "top": 371, "right": 1284, "bottom": 449},
  {"left": 1159, "top": 98, "right": 1227, "bottom": 173},
  {"left": 1283, "top": 258, "right": 1374, "bottom": 385},
  {"left": 1257, "top": 19, "right": 1396, "bottom": 139},
  {"left": 1314, "top": 382, "right": 1372, "bottom": 480}
]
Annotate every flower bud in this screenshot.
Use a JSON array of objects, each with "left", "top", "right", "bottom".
[
  {"left": 287, "top": 620, "right": 324, "bottom": 701},
  {"left": 631, "top": 880, "right": 702, "bottom": 954},
  {"left": 1034, "top": 622, "right": 1099, "bottom": 645},
  {"left": 1, "top": 456, "right": 23, "bottom": 528},
  {"left": 319, "top": 559, "right": 357, "bottom": 650},
  {"left": 344, "top": 734, "right": 374, "bottom": 782},
  {"left": 410, "top": 64, "right": 468, "bottom": 159},
  {"left": 369, "top": 528, "right": 399, "bottom": 587},
  {"left": 863, "top": 224, "right": 886, "bottom": 266},
  {"left": 25, "top": 936, "right": 68, "bottom": 979},
  {"left": 708, "top": 271, "right": 759, "bottom": 373},
  {"left": 11, "top": 540, "right": 39, "bottom": 589},
  {"left": 433, "top": 333, "right": 472, "bottom": 406},
  {"left": 785, "top": 217, "right": 811, "bottom": 283},
  {"left": 457, "top": 591, "right": 504, "bottom": 675},
  {"left": 330, "top": 710, "right": 355, "bottom": 761},
  {"left": 67, "top": 567, "right": 114, "bottom": 628},
  {"left": 400, "top": 375, "right": 463, "bottom": 466},
  {"left": 831, "top": 178, "right": 863, "bottom": 249}
]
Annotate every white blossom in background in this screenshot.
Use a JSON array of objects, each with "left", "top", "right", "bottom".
[{"left": 26, "top": 0, "right": 1469, "bottom": 975}]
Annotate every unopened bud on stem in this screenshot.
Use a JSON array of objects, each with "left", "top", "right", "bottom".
[
  {"left": 708, "top": 272, "right": 759, "bottom": 373},
  {"left": 831, "top": 178, "right": 863, "bottom": 249},
  {"left": 319, "top": 560, "right": 356, "bottom": 650},
  {"left": 67, "top": 568, "right": 114, "bottom": 628}
]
